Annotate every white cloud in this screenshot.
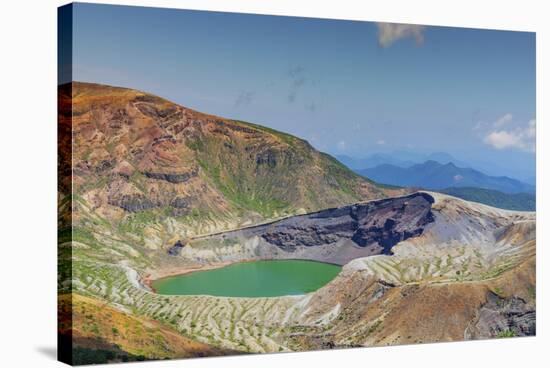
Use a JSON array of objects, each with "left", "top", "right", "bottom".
[
  {"left": 473, "top": 113, "right": 513, "bottom": 131},
  {"left": 484, "top": 119, "right": 535, "bottom": 153},
  {"left": 484, "top": 131, "right": 522, "bottom": 149},
  {"left": 493, "top": 113, "right": 513, "bottom": 127},
  {"left": 376, "top": 139, "right": 386, "bottom": 145},
  {"left": 377, "top": 23, "right": 425, "bottom": 48}
]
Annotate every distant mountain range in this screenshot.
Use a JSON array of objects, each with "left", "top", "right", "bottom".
[
  {"left": 358, "top": 160, "right": 535, "bottom": 194},
  {"left": 336, "top": 151, "right": 534, "bottom": 184},
  {"left": 336, "top": 152, "right": 472, "bottom": 170}
]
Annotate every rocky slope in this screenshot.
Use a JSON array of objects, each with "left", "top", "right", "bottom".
[
  {"left": 286, "top": 192, "right": 535, "bottom": 347},
  {"left": 63, "top": 192, "right": 534, "bottom": 358},
  {"left": 58, "top": 293, "right": 236, "bottom": 364}
]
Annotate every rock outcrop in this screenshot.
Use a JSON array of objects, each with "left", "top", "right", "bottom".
[
  {"left": 143, "top": 168, "right": 198, "bottom": 184},
  {"left": 167, "top": 240, "right": 186, "bottom": 256},
  {"left": 465, "top": 292, "right": 536, "bottom": 338},
  {"left": 206, "top": 193, "right": 434, "bottom": 257},
  {"left": 112, "top": 194, "right": 156, "bottom": 212}
]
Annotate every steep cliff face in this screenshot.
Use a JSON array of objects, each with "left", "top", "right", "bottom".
[
  {"left": 60, "top": 82, "right": 403, "bottom": 239},
  {"left": 257, "top": 192, "right": 434, "bottom": 252},
  {"left": 188, "top": 193, "right": 435, "bottom": 264}
]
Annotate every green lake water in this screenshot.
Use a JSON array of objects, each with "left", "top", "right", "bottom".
[{"left": 152, "top": 260, "right": 342, "bottom": 297}]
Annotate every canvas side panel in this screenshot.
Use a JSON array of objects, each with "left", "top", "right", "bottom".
[{"left": 58, "top": 3, "right": 74, "bottom": 366}]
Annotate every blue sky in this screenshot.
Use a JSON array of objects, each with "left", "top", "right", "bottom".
[{"left": 69, "top": 3, "right": 536, "bottom": 180}]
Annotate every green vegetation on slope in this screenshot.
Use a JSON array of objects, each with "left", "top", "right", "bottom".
[
  {"left": 191, "top": 117, "right": 373, "bottom": 218},
  {"left": 231, "top": 119, "right": 301, "bottom": 146},
  {"left": 439, "top": 187, "right": 535, "bottom": 211}
]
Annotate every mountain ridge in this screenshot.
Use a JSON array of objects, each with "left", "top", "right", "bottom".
[
  {"left": 336, "top": 151, "right": 534, "bottom": 183},
  {"left": 60, "top": 82, "right": 404, "bottom": 242},
  {"left": 359, "top": 160, "right": 534, "bottom": 194}
]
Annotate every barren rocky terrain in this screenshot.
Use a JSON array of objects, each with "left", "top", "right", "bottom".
[{"left": 61, "top": 190, "right": 535, "bottom": 356}]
